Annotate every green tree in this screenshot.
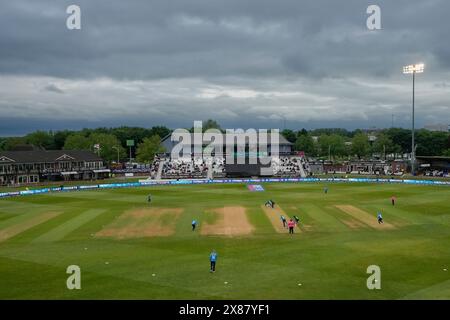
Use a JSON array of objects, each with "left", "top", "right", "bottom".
[
  {"left": 89, "top": 133, "right": 125, "bottom": 162},
  {"left": 416, "top": 130, "right": 448, "bottom": 156},
  {"left": 351, "top": 129, "right": 364, "bottom": 138},
  {"left": 351, "top": 133, "right": 369, "bottom": 159},
  {"left": 203, "top": 119, "right": 222, "bottom": 132},
  {"left": 136, "top": 135, "right": 165, "bottom": 163},
  {"left": 111, "top": 126, "right": 152, "bottom": 148},
  {"left": 53, "top": 130, "right": 73, "bottom": 150},
  {"left": 63, "top": 133, "right": 91, "bottom": 150},
  {"left": 298, "top": 128, "right": 308, "bottom": 136},
  {"left": 372, "top": 133, "right": 401, "bottom": 158},
  {"left": 149, "top": 126, "right": 171, "bottom": 139},
  {"left": 3, "top": 137, "right": 27, "bottom": 150},
  {"left": 25, "top": 130, "right": 54, "bottom": 149},
  {"left": 384, "top": 128, "right": 411, "bottom": 154},
  {"left": 295, "top": 134, "right": 315, "bottom": 155},
  {"left": 190, "top": 119, "right": 222, "bottom": 133},
  {"left": 0, "top": 138, "right": 7, "bottom": 151},
  {"left": 281, "top": 129, "right": 297, "bottom": 143},
  {"left": 311, "top": 128, "right": 351, "bottom": 137},
  {"left": 318, "top": 134, "right": 346, "bottom": 159}
]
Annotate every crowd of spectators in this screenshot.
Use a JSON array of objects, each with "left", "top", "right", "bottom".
[
  {"left": 157, "top": 156, "right": 308, "bottom": 178},
  {"left": 162, "top": 157, "right": 208, "bottom": 178},
  {"left": 271, "top": 157, "right": 306, "bottom": 177},
  {"left": 423, "top": 170, "right": 449, "bottom": 177}
]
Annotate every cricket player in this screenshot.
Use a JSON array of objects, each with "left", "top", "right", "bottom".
[
  {"left": 288, "top": 219, "right": 295, "bottom": 234},
  {"left": 280, "top": 215, "right": 287, "bottom": 228},
  {"left": 265, "top": 200, "right": 275, "bottom": 209},
  {"left": 377, "top": 212, "right": 384, "bottom": 224},
  {"left": 324, "top": 186, "right": 328, "bottom": 194},
  {"left": 293, "top": 215, "right": 300, "bottom": 224},
  {"left": 192, "top": 219, "right": 197, "bottom": 231},
  {"left": 209, "top": 250, "right": 218, "bottom": 273},
  {"left": 391, "top": 196, "right": 396, "bottom": 206},
  {"left": 147, "top": 194, "right": 152, "bottom": 204}
]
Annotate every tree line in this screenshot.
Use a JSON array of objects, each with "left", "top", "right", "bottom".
[
  {"left": 284, "top": 127, "right": 450, "bottom": 159},
  {"left": 0, "top": 126, "right": 170, "bottom": 164},
  {"left": 1, "top": 122, "right": 449, "bottom": 162}
]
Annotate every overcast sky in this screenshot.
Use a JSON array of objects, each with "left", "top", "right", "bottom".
[{"left": 0, "top": 0, "right": 449, "bottom": 136}]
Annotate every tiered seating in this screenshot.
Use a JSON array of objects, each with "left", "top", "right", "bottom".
[
  {"left": 301, "top": 157, "right": 310, "bottom": 175},
  {"left": 159, "top": 156, "right": 309, "bottom": 178},
  {"left": 209, "top": 157, "right": 226, "bottom": 177},
  {"left": 148, "top": 155, "right": 164, "bottom": 179},
  {"left": 162, "top": 157, "right": 208, "bottom": 179},
  {"left": 272, "top": 156, "right": 307, "bottom": 177}
]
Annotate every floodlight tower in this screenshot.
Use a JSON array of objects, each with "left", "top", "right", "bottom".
[{"left": 403, "top": 63, "right": 424, "bottom": 176}]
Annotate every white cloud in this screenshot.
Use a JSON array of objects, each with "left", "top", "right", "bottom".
[{"left": 1, "top": 73, "right": 448, "bottom": 132}]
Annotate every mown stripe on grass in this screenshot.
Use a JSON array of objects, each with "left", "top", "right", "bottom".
[
  {"left": 297, "top": 204, "right": 347, "bottom": 231},
  {"left": 400, "top": 279, "right": 450, "bottom": 300},
  {"left": 377, "top": 205, "right": 447, "bottom": 226},
  {"left": 335, "top": 205, "right": 395, "bottom": 230},
  {"left": 33, "top": 209, "right": 107, "bottom": 243},
  {"left": 96, "top": 208, "right": 183, "bottom": 239},
  {"left": 53, "top": 191, "right": 148, "bottom": 204},
  {"left": 361, "top": 204, "right": 410, "bottom": 227},
  {"left": 0, "top": 204, "right": 59, "bottom": 229},
  {"left": 0, "top": 212, "right": 61, "bottom": 242},
  {"left": 287, "top": 206, "right": 313, "bottom": 231},
  {"left": 0, "top": 200, "right": 48, "bottom": 213},
  {"left": 323, "top": 206, "right": 369, "bottom": 230},
  {"left": 0, "top": 212, "right": 17, "bottom": 223}
]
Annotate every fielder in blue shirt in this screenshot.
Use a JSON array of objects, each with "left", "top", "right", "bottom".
[
  {"left": 377, "top": 212, "right": 384, "bottom": 224},
  {"left": 209, "top": 250, "right": 218, "bottom": 272},
  {"left": 192, "top": 219, "right": 197, "bottom": 231}
]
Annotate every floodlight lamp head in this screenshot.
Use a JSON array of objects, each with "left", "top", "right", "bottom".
[{"left": 403, "top": 63, "right": 425, "bottom": 74}]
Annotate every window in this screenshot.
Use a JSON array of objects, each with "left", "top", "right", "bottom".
[{"left": 18, "top": 176, "right": 28, "bottom": 183}]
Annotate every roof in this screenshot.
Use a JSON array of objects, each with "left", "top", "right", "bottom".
[
  {"left": 9, "top": 144, "right": 43, "bottom": 151},
  {"left": 0, "top": 150, "right": 103, "bottom": 164},
  {"left": 416, "top": 156, "right": 450, "bottom": 161},
  {"left": 161, "top": 132, "right": 293, "bottom": 145}
]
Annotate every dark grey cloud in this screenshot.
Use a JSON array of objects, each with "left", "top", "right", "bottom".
[
  {"left": 44, "top": 84, "right": 65, "bottom": 94},
  {"left": 0, "top": 0, "right": 449, "bottom": 135}
]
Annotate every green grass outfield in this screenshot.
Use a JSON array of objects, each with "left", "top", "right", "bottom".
[{"left": 0, "top": 182, "right": 449, "bottom": 299}]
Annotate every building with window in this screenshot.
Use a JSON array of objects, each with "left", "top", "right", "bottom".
[
  {"left": 416, "top": 156, "right": 450, "bottom": 177},
  {"left": 160, "top": 131, "right": 293, "bottom": 156},
  {"left": 0, "top": 150, "right": 109, "bottom": 185}
]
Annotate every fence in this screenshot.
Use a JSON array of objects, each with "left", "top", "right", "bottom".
[{"left": 1, "top": 177, "right": 449, "bottom": 199}]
